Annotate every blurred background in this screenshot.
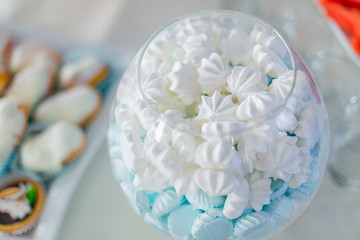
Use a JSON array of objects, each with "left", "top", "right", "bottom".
[{"left": 1, "top": 0, "right": 360, "bottom": 239}]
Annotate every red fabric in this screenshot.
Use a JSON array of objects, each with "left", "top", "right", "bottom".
[{"left": 319, "top": 0, "right": 360, "bottom": 54}]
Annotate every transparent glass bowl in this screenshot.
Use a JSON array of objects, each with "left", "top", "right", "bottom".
[{"left": 108, "top": 10, "right": 329, "bottom": 240}]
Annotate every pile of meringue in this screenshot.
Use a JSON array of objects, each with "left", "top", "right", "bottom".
[{"left": 111, "top": 16, "right": 325, "bottom": 239}]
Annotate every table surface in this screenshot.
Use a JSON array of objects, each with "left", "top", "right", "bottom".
[{"left": 2, "top": 0, "right": 359, "bottom": 239}]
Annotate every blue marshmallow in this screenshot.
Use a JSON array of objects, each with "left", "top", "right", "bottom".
[
  {"left": 121, "top": 181, "right": 150, "bottom": 214},
  {"left": 168, "top": 204, "right": 202, "bottom": 239},
  {"left": 233, "top": 211, "right": 275, "bottom": 240}
]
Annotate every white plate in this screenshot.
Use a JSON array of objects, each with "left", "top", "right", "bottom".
[{"left": 0, "top": 20, "right": 133, "bottom": 240}]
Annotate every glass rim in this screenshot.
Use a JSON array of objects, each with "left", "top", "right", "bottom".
[{"left": 136, "top": 9, "right": 298, "bottom": 131}]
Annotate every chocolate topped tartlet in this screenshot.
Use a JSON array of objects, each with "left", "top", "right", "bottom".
[{"left": 0, "top": 175, "right": 45, "bottom": 235}]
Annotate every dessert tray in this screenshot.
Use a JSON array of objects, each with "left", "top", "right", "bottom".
[{"left": 0, "top": 20, "right": 132, "bottom": 240}]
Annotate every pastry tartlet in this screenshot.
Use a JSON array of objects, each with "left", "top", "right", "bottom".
[
  {"left": 59, "top": 55, "right": 108, "bottom": 89},
  {"left": 0, "top": 175, "right": 45, "bottom": 235}
]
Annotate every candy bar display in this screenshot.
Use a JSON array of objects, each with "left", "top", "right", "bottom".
[{"left": 108, "top": 10, "right": 329, "bottom": 240}]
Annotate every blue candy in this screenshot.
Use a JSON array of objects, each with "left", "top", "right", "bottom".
[
  {"left": 0, "top": 151, "right": 17, "bottom": 178},
  {"left": 286, "top": 159, "right": 323, "bottom": 201},
  {"left": 152, "top": 188, "right": 185, "bottom": 217},
  {"left": 233, "top": 211, "right": 275, "bottom": 240},
  {"left": 270, "top": 179, "right": 288, "bottom": 201},
  {"left": 109, "top": 157, "right": 133, "bottom": 182},
  {"left": 144, "top": 213, "right": 170, "bottom": 235},
  {"left": 120, "top": 181, "right": 150, "bottom": 214},
  {"left": 191, "top": 208, "right": 233, "bottom": 240},
  {"left": 263, "top": 196, "right": 293, "bottom": 227},
  {"left": 185, "top": 190, "right": 226, "bottom": 210},
  {"left": 168, "top": 204, "right": 202, "bottom": 239}
]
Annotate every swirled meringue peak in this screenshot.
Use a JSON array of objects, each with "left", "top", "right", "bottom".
[
  {"left": 201, "top": 121, "right": 246, "bottom": 142},
  {"left": 252, "top": 44, "right": 288, "bottom": 78},
  {"left": 183, "top": 34, "right": 215, "bottom": 64},
  {"left": 169, "top": 61, "right": 200, "bottom": 105},
  {"left": 226, "top": 65, "right": 268, "bottom": 100},
  {"left": 197, "top": 52, "right": 231, "bottom": 94},
  {"left": 221, "top": 30, "right": 253, "bottom": 66},
  {"left": 250, "top": 24, "right": 287, "bottom": 58},
  {"left": 268, "top": 70, "right": 308, "bottom": 101},
  {"left": 236, "top": 91, "right": 280, "bottom": 121},
  {"left": 110, "top": 12, "right": 327, "bottom": 240}
]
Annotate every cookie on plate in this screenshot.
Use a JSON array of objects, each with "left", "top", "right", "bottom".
[
  {"left": 0, "top": 29, "right": 14, "bottom": 65},
  {"left": 0, "top": 175, "right": 45, "bottom": 235},
  {"left": 0, "top": 97, "right": 28, "bottom": 175},
  {"left": 9, "top": 41, "right": 62, "bottom": 75},
  {"left": 34, "top": 85, "right": 102, "bottom": 126},
  {"left": 0, "top": 65, "right": 11, "bottom": 94},
  {"left": 20, "top": 121, "right": 86, "bottom": 174},
  {"left": 59, "top": 55, "right": 108, "bottom": 89},
  {"left": 6, "top": 63, "right": 55, "bottom": 110}
]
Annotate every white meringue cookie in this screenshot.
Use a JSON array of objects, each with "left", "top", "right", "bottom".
[
  {"left": 193, "top": 168, "right": 239, "bottom": 197},
  {"left": 153, "top": 110, "right": 183, "bottom": 144},
  {"left": 144, "top": 35, "right": 177, "bottom": 61},
  {"left": 195, "top": 140, "right": 245, "bottom": 175},
  {"left": 248, "top": 171, "right": 272, "bottom": 211},
  {"left": 250, "top": 25, "right": 287, "bottom": 58},
  {"left": 242, "top": 123, "right": 282, "bottom": 157},
  {"left": 172, "top": 122, "right": 199, "bottom": 164},
  {"left": 285, "top": 95, "right": 306, "bottom": 118},
  {"left": 197, "top": 53, "right": 231, "bottom": 94},
  {"left": 295, "top": 103, "right": 324, "bottom": 149},
  {"left": 226, "top": 66, "right": 268, "bottom": 100},
  {"left": 134, "top": 165, "right": 169, "bottom": 193},
  {"left": 120, "top": 130, "right": 147, "bottom": 174},
  {"left": 168, "top": 61, "right": 200, "bottom": 105},
  {"left": 268, "top": 70, "right": 307, "bottom": 101},
  {"left": 141, "top": 72, "right": 167, "bottom": 103},
  {"left": 195, "top": 91, "right": 238, "bottom": 122},
  {"left": 288, "top": 147, "right": 312, "bottom": 188},
  {"left": 221, "top": 30, "right": 253, "bottom": 66},
  {"left": 252, "top": 44, "right": 288, "bottom": 78},
  {"left": 256, "top": 135, "right": 302, "bottom": 182},
  {"left": 158, "top": 96, "right": 187, "bottom": 117},
  {"left": 274, "top": 108, "right": 297, "bottom": 132},
  {"left": 145, "top": 139, "right": 183, "bottom": 179},
  {"left": 236, "top": 91, "right": 280, "bottom": 121},
  {"left": 114, "top": 103, "right": 144, "bottom": 136},
  {"left": 171, "top": 165, "right": 199, "bottom": 196},
  {"left": 201, "top": 121, "right": 246, "bottom": 142},
  {"left": 183, "top": 34, "right": 216, "bottom": 64},
  {"left": 134, "top": 99, "right": 160, "bottom": 130},
  {"left": 222, "top": 178, "right": 249, "bottom": 219},
  {"left": 176, "top": 19, "right": 211, "bottom": 44},
  {"left": 146, "top": 58, "right": 173, "bottom": 77}
]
